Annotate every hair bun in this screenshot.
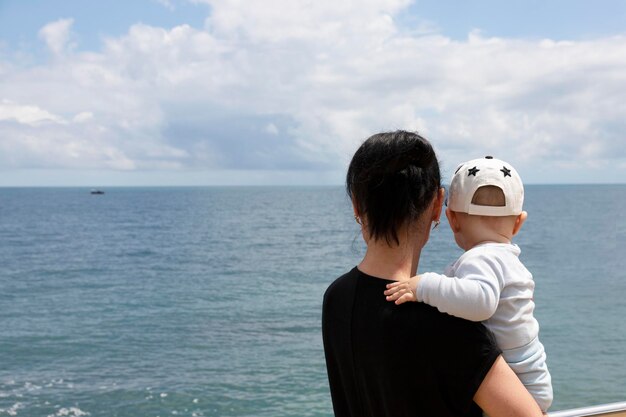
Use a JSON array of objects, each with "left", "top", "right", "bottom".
[{"left": 386, "top": 142, "right": 434, "bottom": 176}]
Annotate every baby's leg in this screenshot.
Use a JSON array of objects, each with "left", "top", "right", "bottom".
[{"left": 502, "top": 339, "right": 553, "bottom": 412}]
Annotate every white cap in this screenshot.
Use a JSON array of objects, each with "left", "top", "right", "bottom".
[{"left": 448, "top": 156, "right": 524, "bottom": 216}]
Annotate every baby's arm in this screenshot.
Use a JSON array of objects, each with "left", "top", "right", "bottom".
[{"left": 385, "top": 256, "right": 503, "bottom": 322}]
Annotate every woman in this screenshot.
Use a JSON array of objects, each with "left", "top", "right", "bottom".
[{"left": 322, "top": 131, "right": 542, "bottom": 417}]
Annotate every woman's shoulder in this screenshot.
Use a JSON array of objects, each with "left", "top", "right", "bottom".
[{"left": 323, "top": 267, "right": 359, "bottom": 306}]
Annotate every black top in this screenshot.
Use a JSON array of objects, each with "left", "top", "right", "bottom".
[{"left": 322, "top": 267, "right": 501, "bottom": 417}]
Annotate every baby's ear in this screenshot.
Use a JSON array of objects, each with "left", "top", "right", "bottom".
[
  {"left": 445, "top": 208, "right": 461, "bottom": 232},
  {"left": 512, "top": 211, "right": 528, "bottom": 236}
]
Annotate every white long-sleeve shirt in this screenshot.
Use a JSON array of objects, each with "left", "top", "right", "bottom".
[{"left": 417, "top": 242, "right": 553, "bottom": 411}]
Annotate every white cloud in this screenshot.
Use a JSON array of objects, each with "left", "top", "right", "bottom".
[
  {"left": 0, "top": 100, "right": 66, "bottom": 125},
  {"left": 2, "top": 3, "right": 626, "bottom": 183},
  {"left": 199, "top": 0, "right": 409, "bottom": 42},
  {"left": 156, "top": 0, "right": 176, "bottom": 10},
  {"left": 38, "top": 18, "right": 75, "bottom": 55},
  {"left": 265, "top": 123, "right": 279, "bottom": 135},
  {"left": 73, "top": 111, "right": 94, "bottom": 123}
]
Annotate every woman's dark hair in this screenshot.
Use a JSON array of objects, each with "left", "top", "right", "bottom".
[{"left": 346, "top": 130, "right": 441, "bottom": 245}]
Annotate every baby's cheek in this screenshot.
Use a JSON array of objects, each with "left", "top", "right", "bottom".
[{"left": 452, "top": 231, "right": 465, "bottom": 250}]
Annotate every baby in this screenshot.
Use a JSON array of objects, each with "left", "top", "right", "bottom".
[{"left": 384, "top": 156, "right": 552, "bottom": 412}]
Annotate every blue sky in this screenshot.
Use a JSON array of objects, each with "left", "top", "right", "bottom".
[{"left": 1, "top": 0, "right": 626, "bottom": 185}]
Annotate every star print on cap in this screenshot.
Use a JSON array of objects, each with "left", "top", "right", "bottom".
[
  {"left": 468, "top": 166, "right": 480, "bottom": 176},
  {"left": 448, "top": 156, "right": 524, "bottom": 216}
]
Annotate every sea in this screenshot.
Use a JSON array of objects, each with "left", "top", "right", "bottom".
[{"left": 1, "top": 185, "right": 625, "bottom": 417}]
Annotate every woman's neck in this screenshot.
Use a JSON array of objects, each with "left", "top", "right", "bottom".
[{"left": 358, "top": 240, "right": 421, "bottom": 281}]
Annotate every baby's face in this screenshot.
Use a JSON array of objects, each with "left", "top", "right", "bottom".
[
  {"left": 445, "top": 209, "right": 483, "bottom": 251},
  {"left": 451, "top": 223, "right": 471, "bottom": 251},
  {"left": 451, "top": 226, "right": 465, "bottom": 249},
  {"left": 445, "top": 208, "right": 466, "bottom": 250}
]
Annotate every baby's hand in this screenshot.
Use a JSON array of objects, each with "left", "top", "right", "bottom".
[{"left": 384, "top": 276, "right": 420, "bottom": 305}]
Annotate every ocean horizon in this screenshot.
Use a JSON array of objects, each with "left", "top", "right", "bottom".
[
  {"left": 1, "top": 183, "right": 625, "bottom": 188},
  {"left": 1, "top": 185, "right": 625, "bottom": 416}
]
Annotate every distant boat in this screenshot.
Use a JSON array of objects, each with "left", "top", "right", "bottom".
[{"left": 90, "top": 189, "right": 105, "bottom": 195}]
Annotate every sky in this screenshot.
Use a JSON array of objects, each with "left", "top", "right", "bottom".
[{"left": 1, "top": 0, "right": 626, "bottom": 186}]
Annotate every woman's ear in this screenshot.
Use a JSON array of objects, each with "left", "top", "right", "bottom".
[
  {"left": 352, "top": 199, "right": 364, "bottom": 226},
  {"left": 432, "top": 187, "right": 445, "bottom": 222},
  {"left": 351, "top": 197, "right": 360, "bottom": 218},
  {"left": 512, "top": 211, "right": 528, "bottom": 236}
]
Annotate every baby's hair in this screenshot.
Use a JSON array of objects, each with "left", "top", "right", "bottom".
[{"left": 471, "top": 185, "right": 506, "bottom": 207}]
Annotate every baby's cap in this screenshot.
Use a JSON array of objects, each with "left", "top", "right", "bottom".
[{"left": 448, "top": 156, "right": 524, "bottom": 216}]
